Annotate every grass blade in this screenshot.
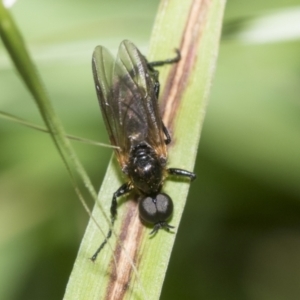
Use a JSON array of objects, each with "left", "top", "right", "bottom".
[{"left": 0, "top": 2, "right": 112, "bottom": 248}]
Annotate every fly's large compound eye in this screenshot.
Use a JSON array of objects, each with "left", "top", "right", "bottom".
[{"left": 138, "top": 193, "right": 173, "bottom": 224}]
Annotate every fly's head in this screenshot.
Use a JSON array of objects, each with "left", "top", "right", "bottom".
[{"left": 138, "top": 193, "right": 174, "bottom": 233}]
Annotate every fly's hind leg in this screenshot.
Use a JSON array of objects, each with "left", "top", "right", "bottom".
[
  {"left": 147, "top": 49, "right": 181, "bottom": 99},
  {"left": 147, "top": 49, "right": 181, "bottom": 69},
  {"left": 90, "top": 182, "right": 131, "bottom": 262},
  {"left": 150, "top": 78, "right": 171, "bottom": 145},
  {"left": 146, "top": 49, "right": 181, "bottom": 145},
  {"left": 162, "top": 122, "right": 171, "bottom": 145},
  {"left": 147, "top": 49, "right": 181, "bottom": 145}
]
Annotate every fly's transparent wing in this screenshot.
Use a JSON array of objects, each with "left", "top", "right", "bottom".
[
  {"left": 92, "top": 45, "right": 126, "bottom": 164},
  {"left": 113, "top": 40, "right": 167, "bottom": 159},
  {"left": 92, "top": 40, "right": 167, "bottom": 169}
]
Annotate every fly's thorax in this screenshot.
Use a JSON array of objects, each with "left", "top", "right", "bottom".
[{"left": 127, "top": 143, "right": 166, "bottom": 195}]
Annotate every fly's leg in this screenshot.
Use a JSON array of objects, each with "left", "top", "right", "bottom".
[
  {"left": 153, "top": 79, "right": 171, "bottom": 145},
  {"left": 167, "top": 168, "right": 196, "bottom": 181},
  {"left": 153, "top": 80, "right": 160, "bottom": 99},
  {"left": 152, "top": 76, "right": 171, "bottom": 145},
  {"left": 147, "top": 49, "right": 181, "bottom": 97},
  {"left": 147, "top": 49, "right": 181, "bottom": 68},
  {"left": 162, "top": 122, "right": 171, "bottom": 145},
  {"left": 147, "top": 49, "right": 181, "bottom": 145},
  {"left": 90, "top": 182, "right": 131, "bottom": 262}
]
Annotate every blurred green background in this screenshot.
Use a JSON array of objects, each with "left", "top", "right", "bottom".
[{"left": 1, "top": 0, "right": 300, "bottom": 299}]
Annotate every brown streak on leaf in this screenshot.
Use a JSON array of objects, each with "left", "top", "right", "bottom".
[
  {"left": 105, "top": 200, "right": 144, "bottom": 300},
  {"left": 161, "top": 0, "right": 211, "bottom": 132}
]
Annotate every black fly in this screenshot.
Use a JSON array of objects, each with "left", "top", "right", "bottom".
[{"left": 91, "top": 40, "right": 196, "bottom": 261}]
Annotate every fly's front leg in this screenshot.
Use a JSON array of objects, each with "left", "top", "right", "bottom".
[
  {"left": 91, "top": 182, "right": 131, "bottom": 262},
  {"left": 167, "top": 168, "right": 196, "bottom": 181},
  {"left": 110, "top": 182, "right": 131, "bottom": 222}
]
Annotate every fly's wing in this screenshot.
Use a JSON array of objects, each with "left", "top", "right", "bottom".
[
  {"left": 92, "top": 45, "right": 125, "bottom": 162},
  {"left": 92, "top": 40, "right": 167, "bottom": 169},
  {"left": 112, "top": 40, "right": 167, "bottom": 163}
]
